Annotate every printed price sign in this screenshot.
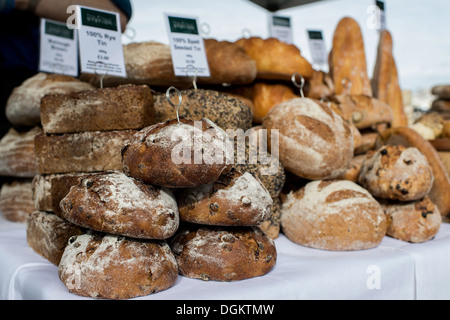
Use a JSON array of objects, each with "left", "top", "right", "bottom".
[
  {"left": 164, "top": 14, "right": 210, "bottom": 78},
  {"left": 268, "top": 15, "right": 292, "bottom": 44},
  {"left": 75, "top": 6, "right": 126, "bottom": 77},
  {"left": 307, "top": 30, "right": 327, "bottom": 66},
  {"left": 39, "top": 18, "right": 78, "bottom": 76}
]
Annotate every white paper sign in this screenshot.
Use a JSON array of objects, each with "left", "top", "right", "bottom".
[
  {"left": 76, "top": 5, "right": 126, "bottom": 77},
  {"left": 268, "top": 14, "right": 293, "bottom": 44},
  {"left": 164, "top": 13, "right": 210, "bottom": 78},
  {"left": 39, "top": 18, "right": 78, "bottom": 77},
  {"left": 307, "top": 30, "right": 327, "bottom": 66}
]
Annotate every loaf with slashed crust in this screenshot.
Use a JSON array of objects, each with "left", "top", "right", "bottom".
[
  {"left": 358, "top": 145, "right": 434, "bottom": 201},
  {"left": 281, "top": 180, "right": 387, "bottom": 251},
  {"left": 381, "top": 196, "right": 441, "bottom": 243},
  {"left": 26, "top": 211, "right": 85, "bottom": 265},
  {"left": 60, "top": 171, "right": 179, "bottom": 240},
  {"left": 58, "top": 232, "right": 178, "bottom": 299},
  {"left": 170, "top": 225, "right": 276, "bottom": 281},
  {"left": 177, "top": 169, "right": 272, "bottom": 226},
  {"left": 122, "top": 117, "right": 232, "bottom": 188},
  {"left": 262, "top": 97, "right": 354, "bottom": 180}
]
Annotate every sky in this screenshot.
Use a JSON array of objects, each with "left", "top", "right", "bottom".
[{"left": 123, "top": 0, "right": 450, "bottom": 92}]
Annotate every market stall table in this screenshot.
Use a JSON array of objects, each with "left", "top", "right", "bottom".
[{"left": 1, "top": 214, "right": 449, "bottom": 300}]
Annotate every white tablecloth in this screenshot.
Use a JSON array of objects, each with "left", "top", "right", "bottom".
[{"left": 1, "top": 214, "right": 450, "bottom": 300}]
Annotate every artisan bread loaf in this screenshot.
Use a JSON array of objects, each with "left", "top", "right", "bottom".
[
  {"left": 153, "top": 89, "right": 253, "bottom": 131},
  {"left": 0, "top": 179, "right": 34, "bottom": 222},
  {"left": 58, "top": 232, "right": 178, "bottom": 299},
  {"left": 122, "top": 118, "right": 232, "bottom": 188},
  {"left": 5, "top": 73, "right": 94, "bottom": 127},
  {"left": 305, "top": 69, "right": 334, "bottom": 100},
  {"left": 262, "top": 97, "right": 354, "bottom": 180},
  {"left": 336, "top": 153, "right": 368, "bottom": 182},
  {"left": 235, "top": 37, "right": 313, "bottom": 80},
  {"left": 258, "top": 196, "right": 281, "bottom": 239},
  {"left": 26, "top": 211, "right": 84, "bottom": 265},
  {"left": 34, "top": 130, "right": 136, "bottom": 174},
  {"left": 60, "top": 171, "right": 179, "bottom": 240},
  {"left": 431, "top": 85, "right": 450, "bottom": 100},
  {"left": 170, "top": 225, "right": 276, "bottom": 281},
  {"left": 358, "top": 145, "right": 434, "bottom": 201},
  {"left": 177, "top": 169, "right": 272, "bottom": 226},
  {"left": 382, "top": 196, "right": 441, "bottom": 243},
  {"left": 0, "top": 127, "right": 41, "bottom": 178},
  {"left": 40, "top": 84, "right": 154, "bottom": 134},
  {"left": 280, "top": 180, "right": 387, "bottom": 251}
]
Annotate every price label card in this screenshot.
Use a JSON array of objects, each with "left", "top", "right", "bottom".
[
  {"left": 164, "top": 14, "right": 210, "bottom": 78},
  {"left": 39, "top": 18, "right": 78, "bottom": 77},
  {"left": 307, "top": 30, "right": 327, "bottom": 66},
  {"left": 268, "top": 15, "right": 292, "bottom": 44},
  {"left": 76, "top": 6, "right": 126, "bottom": 77}
]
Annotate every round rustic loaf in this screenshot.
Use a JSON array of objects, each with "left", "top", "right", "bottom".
[
  {"left": 358, "top": 145, "right": 434, "bottom": 201},
  {"left": 6, "top": 72, "right": 95, "bottom": 127},
  {"left": 0, "top": 179, "right": 34, "bottom": 222},
  {"left": 177, "top": 169, "right": 272, "bottom": 226},
  {"left": 59, "top": 171, "right": 179, "bottom": 240},
  {"left": 381, "top": 197, "right": 441, "bottom": 243},
  {"left": 281, "top": 180, "right": 387, "bottom": 251},
  {"left": 262, "top": 97, "right": 354, "bottom": 180},
  {"left": 58, "top": 232, "right": 178, "bottom": 299},
  {"left": 170, "top": 225, "right": 276, "bottom": 281},
  {"left": 122, "top": 117, "right": 232, "bottom": 188},
  {"left": 153, "top": 89, "right": 253, "bottom": 131}
]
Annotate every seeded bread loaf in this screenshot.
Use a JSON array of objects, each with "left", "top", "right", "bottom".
[
  {"left": 258, "top": 196, "right": 281, "bottom": 239},
  {"left": 60, "top": 172, "right": 179, "bottom": 240},
  {"left": 170, "top": 225, "right": 276, "bottom": 281},
  {"left": 262, "top": 97, "right": 354, "bottom": 180},
  {"left": 281, "top": 179, "right": 387, "bottom": 251},
  {"left": 34, "top": 130, "right": 136, "bottom": 174},
  {"left": 0, "top": 179, "right": 34, "bottom": 222},
  {"left": 58, "top": 232, "right": 178, "bottom": 299},
  {"left": 40, "top": 84, "right": 155, "bottom": 134}
]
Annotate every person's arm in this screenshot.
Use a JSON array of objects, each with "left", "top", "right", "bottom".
[{"left": 15, "top": 0, "right": 130, "bottom": 32}]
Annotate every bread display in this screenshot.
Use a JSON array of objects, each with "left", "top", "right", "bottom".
[
  {"left": 329, "top": 17, "right": 372, "bottom": 96},
  {"left": 40, "top": 84, "right": 155, "bottom": 134},
  {"left": 305, "top": 69, "right": 334, "bottom": 100},
  {"left": 262, "top": 97, "right": 354, "bottom": 180},
  {"left": 358, "top": 145, "right": 434, "bottom": 201},
  {"left": 58, "top": 232, "right": 178, "bottom": 299},
  {"left": 34, "top": 130, "right": 136, "bottom": 174},
  {"left": 0, "top": 179, "right": 34, "bottom": 222},
  {"left": 5, "top": 73, "right": 95, "bottom": 127},
  {"left": 153, "top": 88, "right": 253, "bottom": 131},
  {"left": 26, "top": 211, "right": 85, "bottom": 265},
  {"left": 177, "top": 169, "right": 272, "bottom": 226},
  {"left": 372, "top": 30, "right": 408, "bottom": 127},
  {"left": 280, "top": 180, "right": 387, "bottom": 251},
  {"left": 381, "top": 197, "right": 441, "bottom": 243},
  {"left": 0, "top": 127, "right": 41, "bottom": 178},
  {"left": 235, "top": 36, "right": 313, "bottom": 80},
  {"left": 170, "top": 225, "right": 276, "bottom": 281},
  {"left": 60, "top": 171, "right": 179, "bottom": 240},
  {"left": 122, "top": 117, "right": 232, "bottom": 188}
]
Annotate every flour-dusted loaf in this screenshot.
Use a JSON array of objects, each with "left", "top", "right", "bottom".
[
  {"left": 60, "top": 171, "right": 179, "bottom": 240},
  {"left": 0, "top": 179, "right": 34, "bottom": 222},
  {"left": 177, "top": 169, "right": 272, "bottom": 226},
  {"left": 382, "top": 197, "right": 441, "bottom": 243},
  {"left": 262, "top": 97, "right": 354, "bottom": 180},
  {"left": 153, "top": 89, "right": 253, "bottom": 131},
  {"left": 122, "top": 117, "right": 232, "bottom": 188},
  {"left": 170, "top": 225, "right": 276, "bottom": 281},
  {"left": 35, "top": 130, "right": 136, "bottom": 174},
  {"left": 40, "top": 84, "right": 154, "bottom": 134},
  {"left": 281, "top": 180, "right": 387, "bottom": 251},
  {"left": 5, "top": 73, "right": 95, "bottom": 127},
  {"left": 0, "top": 127, "right": 42, "bottom": 178},
  {"left": 358, "top": 145, "right": 434, "bottom": 201},
  {"left": 58, "top": 232, "right": 178, "bottom": 299},
  {"left": 26, "top": 211, "right": 84, "bottom": 265}
]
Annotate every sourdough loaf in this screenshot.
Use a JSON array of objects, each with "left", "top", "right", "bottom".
[{"left": 0, "top": 179, "right": 34, "bottom": 222}]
